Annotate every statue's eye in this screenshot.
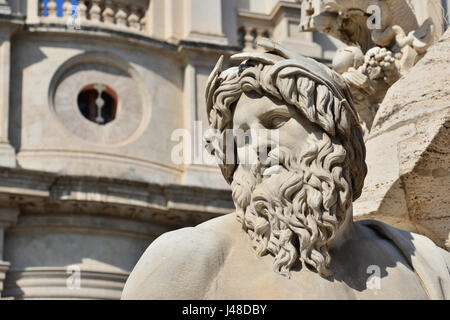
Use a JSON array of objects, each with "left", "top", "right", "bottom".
[{"left": 262, "top": 113, "right": 289, "bottom": 129}]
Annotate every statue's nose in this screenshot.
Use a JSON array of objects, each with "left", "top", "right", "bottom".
[
  {"left": 203, "top": 130, "right": 215, "bottom": 146},
  {"left": 252, "top": 129, "right": 279, "bottom": 165}
]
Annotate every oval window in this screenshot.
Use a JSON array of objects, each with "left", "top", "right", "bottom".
[{"left": 77, "top": 84, "right": 118, "bottom": 125}]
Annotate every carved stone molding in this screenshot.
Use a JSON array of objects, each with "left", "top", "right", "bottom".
[{"left": 4, "top": 267, "right": 128, "bottom": 299}]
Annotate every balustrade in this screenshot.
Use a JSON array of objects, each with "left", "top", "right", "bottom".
[
  {"left": 238, "top": 26, "right": 271, "bottom": 52},
  {"left": 38, "top": 0, "right": 148, "bottom": 32}
]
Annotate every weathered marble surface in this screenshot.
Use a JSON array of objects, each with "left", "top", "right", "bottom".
[{"left": 354, "top": 29, "right": 450, "bottom": 250}]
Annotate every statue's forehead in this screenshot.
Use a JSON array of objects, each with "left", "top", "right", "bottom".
[{"left": 232, "top": 93, "right": 290, "bottom": 125}]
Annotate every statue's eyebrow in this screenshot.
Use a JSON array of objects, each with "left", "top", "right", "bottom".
[
  {"left": 259, "top": 102, "right": 290, "bottom": 115},
  {"left": 257, "top": 105, "right": 290, "bottom": 120}
]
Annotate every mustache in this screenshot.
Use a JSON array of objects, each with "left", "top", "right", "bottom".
[
  {"left": 231, "top": 146, "right": 302, "bottom": 213},
  {"left": 242, "top": 146, "right": 297, "bottom": 179}
]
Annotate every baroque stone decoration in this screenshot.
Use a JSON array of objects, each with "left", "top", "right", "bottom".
[
  {"left": 122, "top": 39, "right": 450, "bottom": 299},
  {"left": 299, "top": 0, "right": 445, "bottom": 134}
]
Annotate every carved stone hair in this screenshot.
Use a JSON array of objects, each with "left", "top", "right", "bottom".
[{"left": 205, "top": 51, "right": 367, "bottom": 202}]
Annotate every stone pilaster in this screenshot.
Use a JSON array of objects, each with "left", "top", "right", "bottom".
[
  {"left": 0, "top": 23, "right": 17, "bottom": 168},
  {"left": 179, "top": 50, "right": 232, "bottom": 189},
  {"left": 0, "top": 261, "right": 9, "bottom": 298},
  {"left": 183, "top": 0, "right": 228, "bottom": 45},
  {"left": 0, "top": 207, "right": 19, "bottom": 298}
]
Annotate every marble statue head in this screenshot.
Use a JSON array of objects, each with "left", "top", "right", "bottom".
[{"left": 205, "top": 45, "right": 367, "bottom": 278}]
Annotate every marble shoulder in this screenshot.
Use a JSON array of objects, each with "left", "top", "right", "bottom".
[{"left": 121, "top": 216, "right": 233, "bottom": 300}]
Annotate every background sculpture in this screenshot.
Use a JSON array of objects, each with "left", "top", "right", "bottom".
[
  {"left": 353, "top": 29, "right": 450, "bottom": 250},
  {"left": 299, "top": 0, "right": 444, "bottom": 133},
  {"left": 299, "top": 0, "right": 449, "bottom": 250}
]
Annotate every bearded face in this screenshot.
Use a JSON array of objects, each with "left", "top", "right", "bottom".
[
  {"left": 205, "top": 48, "right": 366, "bottom": 278},
  {"left": 229, "top": 91, "right": 352, "bottom": 278}
]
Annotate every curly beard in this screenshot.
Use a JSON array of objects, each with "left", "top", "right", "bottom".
[{"left": 231, "top": 135, "right": 352, "bottom": 278}]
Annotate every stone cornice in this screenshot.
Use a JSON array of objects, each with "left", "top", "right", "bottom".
[
  {"left": 177, "top": 39, "right": 240, "bottom": 66},
  {"left": 0, "top": 167, "right": 233, "bottom": 228},
  {"left": 23, "top": 22, "right": 179, "bottom": 53},
  {"left": 0, "top": 13, "right": 23, "bottom": 37},
  {"left": 178, "top": 39, "right": 240, "bottom": 56},
  {"left": 13, "top": 22, "right": 241, "bottom": 63},
  {"left": 0, "top": 13, "right": 25, "bottom": 24}
]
